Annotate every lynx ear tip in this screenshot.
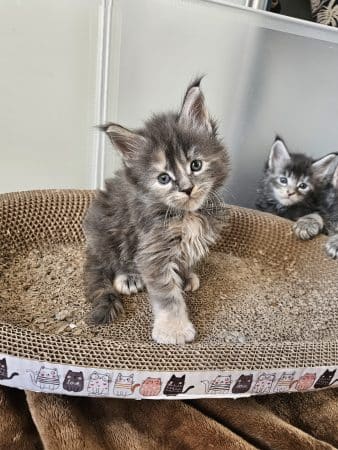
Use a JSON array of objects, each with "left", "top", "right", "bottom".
[
  {"left": 95, "top": 123, "right": 113, "bottom": 133},
  {"left": 188, "top": 75, "right": 206, "bottom": 91},
  {"left": 274, "top": 134, "right": 284, "bottom": 144}
]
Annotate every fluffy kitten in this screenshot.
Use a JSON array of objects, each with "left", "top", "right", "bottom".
[
  {"left": 256, "top": 137, "right": 337, "bottom": 240},
  {"left": 318, "top": 164, "right": 338, "bottom": 258},
  {"left": 83, "top": 79, "right": 230, "bottom": 344}
]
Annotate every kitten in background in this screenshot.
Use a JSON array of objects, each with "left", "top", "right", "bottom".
[
  {"left": 319, "top": 164, "right": 338, "bottom": 258},
  {"left": 256, "top": 137, "right": 337, "bottom": 240},
  {"left": 83, "top": 78, "right": 230, "bottom": 344}
]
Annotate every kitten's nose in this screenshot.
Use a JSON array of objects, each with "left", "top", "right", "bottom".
[
  {"left": 180, "top": 186, "right": 193, "bottom": 196},
  {"left": 287, "top": 191, "right": 296, "bottom": 197}
]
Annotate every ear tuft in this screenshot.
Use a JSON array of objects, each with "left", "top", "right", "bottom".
[
  {"left": 99, "top": 122, "right": 147, "bottom": 161},
  {"left": 268, "top": 138, "right": 291, "bottom": 171},
  {"left": 179, "top": 77, "right": 212, "bottom": 132}
]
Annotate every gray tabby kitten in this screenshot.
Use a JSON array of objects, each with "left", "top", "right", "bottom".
[
  {"left": 83, "top": 79, "right": 230, "bottom": 344},
  {"left": 319, "top": 164, "right": 338, "bottom": 258},
  {"left": 256, "top": 137, "right": 337, "bottom": 240}
]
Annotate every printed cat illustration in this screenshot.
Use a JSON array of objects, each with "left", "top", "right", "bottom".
[
  {"left": 113, "top": 373, "right": 140, "bottom": 396},
  {"left": 232, "top": 374, "right": 253, "bottom": 394},
  {"left": 87, "top": 372, "right": 110, "bottom": 396},
  {"left": 0, "top": 358, "right": 19, "bottom": 380},
  {"left": 63, "top": 370, "right": 84, "bottom": 393},
  {"left": 202, "top": 375, "right": 231, "bottom": 394},
  {"left": 314, "top": 369, "right": 338, "bottom": 389},
  {"left": 27, "top": 366, "right": 60, "bottom": 390},
  {"left": 274, "top": 372, "right": 296, "bottom": 393},
  {"left": 290, "top": 373, "right": 316, "bottom": 391},
  {"left": 163, "top": 375, "right": 194, "bottom": 396},
  {"left": 252, "top": 373, "right": 276, "bottom": 394},
  {"left": 139, "top": 377, "right": 162, "bottom": 397}
]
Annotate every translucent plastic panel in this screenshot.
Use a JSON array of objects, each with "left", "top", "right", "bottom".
[
  {"left": 104, "top": 0, "right": 338, "bottom": 207},
  {"left": 0, "top": 0, "right": 101, "bottom": 192}
]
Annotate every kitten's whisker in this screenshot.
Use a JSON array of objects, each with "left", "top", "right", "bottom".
[
  {"left": 164, "top": 205, "right": 173, "bottom": 227},
  {"left": 222, "top": 186, "right": 237, "bottom": 202}
]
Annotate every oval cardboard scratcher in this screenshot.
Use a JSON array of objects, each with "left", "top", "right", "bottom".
[{"left": 0, "top": 190, "right": 337, "bottom": 399}]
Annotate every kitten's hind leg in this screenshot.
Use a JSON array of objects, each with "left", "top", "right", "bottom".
[
  {"left": 114, "top": 274, "right": 144, "bottom": 295},
  {"left": 84, "top": 256, "right": 123, "bottom": 324},
  {"left": 293, "top": 213, "right": 323, "bottom": 240},
  {"left": 90, "top": 290, "right": 123, "bottom": 324},
  {"left": 325, "top": 234, "right": 338, "bottom": 259},
  {"left": 184, "top": 272, "right": 200, "bottom": 292}
]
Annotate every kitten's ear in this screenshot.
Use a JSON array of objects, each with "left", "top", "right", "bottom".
[
  {"left": 312, "top": 154, "right": 337, "bottom": 181},
  {"left": 100, "top": 123, "right": 147, "bottom": 163},
  {"left": 179, "top": 79, "right": 212, "bottom": 133},
  {"left": 268, "top": 138, "right": 291, "bottom": 171}
]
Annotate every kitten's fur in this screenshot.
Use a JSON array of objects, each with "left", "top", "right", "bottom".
[
  {"left": 83, "top": 79, "right": 230, "bottom": 344},
  {"left": 256, "top": 137, "right": 337, "bottom": 240},
  {"left": 318, "top": 164, "right": 338, "bottom": 258}
]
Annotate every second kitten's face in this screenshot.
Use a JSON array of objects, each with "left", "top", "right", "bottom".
[
  {"left": 102, "top": 80, "right": 230, "bottom": 212},
  {"left": 266, "top": 139, "right": 336, "bottom": 207}
]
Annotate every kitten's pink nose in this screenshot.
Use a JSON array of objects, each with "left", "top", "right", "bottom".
[{"left": 287, "top": 191, "right": 296, "bottom": 197}]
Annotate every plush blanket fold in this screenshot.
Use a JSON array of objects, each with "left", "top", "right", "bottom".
[{"left": 0, "top": 386, "right": 337, "bottom": 450}]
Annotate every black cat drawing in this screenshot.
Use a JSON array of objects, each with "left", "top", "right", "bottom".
[
  {"left": 63, "top": 370, "right": 84, "bottom": 392},
  {"left": 314, "top": 369, "right": 338, "bottom": 389},
  {"left": 0, "top": 358, "right": 19, "bottom": 380},
  {"left": 163, "top": 375, "right": 194, "bottom": 396},
  {"left": 232, "top": 374, "right": 253, "bottom": 394}
]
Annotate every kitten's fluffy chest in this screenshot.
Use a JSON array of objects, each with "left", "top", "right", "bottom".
[{"left": 176, "top": 212, "right": 217, "bottom": 266}]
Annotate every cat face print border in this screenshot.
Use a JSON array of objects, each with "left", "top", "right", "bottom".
[{"left": 0, "top": 354, "right": 337, "bottom": 399}]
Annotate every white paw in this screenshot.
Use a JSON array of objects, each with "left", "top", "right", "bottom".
[
  {"left": 184, "top": 273, "right": 200, "bottom": 292},
  {"left": 326, "top": 235, "right": 338, "bottom": 259},
  {"left": 152, "top": 316, "right": 196, "bottom": 345},
  {"left": 293, "top": 214, "right": 323, "bottom": 240},
  {"left": 113, "top": 274, "right": 144, "bottom": 295}
]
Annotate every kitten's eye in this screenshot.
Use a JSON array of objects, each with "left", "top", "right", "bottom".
[
  {"left": 279, "top": 176, "right": 288, "bottom": 184},
  {"left": 191, "top": 160, "right": 202, "bottom": 172},
  {"left": 158, "top": 173, "right": 171, "bottom": 184},
  {"left": 298, "top": 182, "right": 307, "bottom": 190}
]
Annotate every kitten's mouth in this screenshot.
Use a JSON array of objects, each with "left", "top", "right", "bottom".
[
  {"left": 168, "top": 191, "right": 206, "bottom": 212},
  {"left": 279, "top": 196, "right": 300, "bottom": 206}
]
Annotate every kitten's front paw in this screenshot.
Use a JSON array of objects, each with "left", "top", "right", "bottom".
[
  {"left": 113, "top": 274, "right": 144, "bottom": 295},
  {"left": 325, "top": 235, "right": 338, "bottom": 259},
  {"left": 293, "top": 214, "right": 323, "bottom": 240},
  {"left": 152, "top": 316, "right": 196, "bottom": 345},
  {"left": 184, "top": 272, "right": 200, "bottom": 292}
]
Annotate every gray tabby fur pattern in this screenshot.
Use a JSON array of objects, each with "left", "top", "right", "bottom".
[
  {"left": 256, "top": 137, "right": 337, "bottom": 241},
  {"left": 318, "top": 164, "right": 338, "bottom": 258},
  {"left": 83, "top": 79, "right": 230, "bottom": 344}
]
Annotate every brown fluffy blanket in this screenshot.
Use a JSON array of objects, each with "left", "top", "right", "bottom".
[{"left": 1, "top": 386, "right": 337, "bottom": 449}]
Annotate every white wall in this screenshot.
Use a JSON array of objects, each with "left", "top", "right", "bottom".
[{"left": 0, "top": 0, "right": 101, "bottom": 193}]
